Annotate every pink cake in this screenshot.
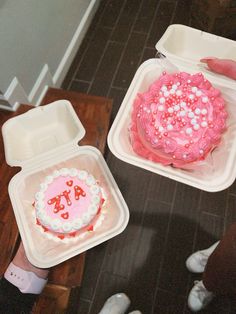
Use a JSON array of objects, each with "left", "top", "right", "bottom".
[
  {"left": 34, "top": 168, "right": 104, "bottom": 239},
  {"left": 130, "top": 71, "right": 228, "bottom": 168}
]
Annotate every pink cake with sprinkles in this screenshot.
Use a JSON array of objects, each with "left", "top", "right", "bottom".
[
  {"left": 130, "top": 71, "right": 228, "bottom": 168},
  {"left": 34, "top": 168, "right": 104, "bottom": 240}
]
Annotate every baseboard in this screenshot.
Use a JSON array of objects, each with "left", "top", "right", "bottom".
[
  {"left": 0, "top": 97, "right": 17, "bottom": 112},
  {"left": 3, "top": 77, "right": 28, "bottom": 111},
  {"left": 0, "top": 103, "right": 20, "bottom": 112},
  {"left": 28, "top": 64, "right": 53, "bottom": 106},
  {"left": 53, "top": 0, "right": 100, "bottom": 87}
]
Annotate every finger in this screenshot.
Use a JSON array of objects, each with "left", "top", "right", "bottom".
[{"left": 207, "top": 59, "right": 236, "bottom": 80}]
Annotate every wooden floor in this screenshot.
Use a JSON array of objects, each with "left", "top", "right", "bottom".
[{"left": 62, "top": 1, "right": 236, "bottom": 313}]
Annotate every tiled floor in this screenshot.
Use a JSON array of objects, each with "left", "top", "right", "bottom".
[{"left": 63, "top": 1, "right": 236, "bottom": 313}]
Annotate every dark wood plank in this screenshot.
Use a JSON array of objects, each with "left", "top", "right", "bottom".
[
  {"left": 113, "top": 32, "right": 147, "bottom": 89},
  {"left": 69, "top": 80, "right": 90, "bottom": 94},
  {"left": 200, "top": 190, "right": 228, "bottom": 217},
  {"left": 32, "top": 284, "right": 71, "bottom": 314},
  {"left": 74, "top": 27, "right": 112, "bottom": 82},
  {"left": 98, "top": 0, "right": 123, "bottom": 28},
  {"left": 0, "top": 106, "right": 35, "bottom": 274},
  {"left": 147, "top": 1, "right": 176, "bottom": 47},
  {"left": 153, "top": 289, "right": 186, "bottom": 314},
  {"left": 133, "top": 0, "right": 161, "bottom": 34},
  {"left": 89, "top": 271, "right": 129, "bottom": 314},
  {"left": 89, "top": 41, "right": 124, "bottom": 97},
  {"left": 172, "top": 0, "right": 193, "bottom": 25},
  {"left": 108, "top": 87, "right": 127, "bottom": 123},
  {"left": 110, "top": 0, "right": 142, "bottom": 43},
  {"left": 125, "top": 199, "right": 172, "bottom": 314}
]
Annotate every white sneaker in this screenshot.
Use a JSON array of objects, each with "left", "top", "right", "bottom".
[
  {"left": 98, "top": 293, "right": 131, "bottom": 314},
  {"left": 188, "top": 280, "right": 214, "bottom": 312},
  {"left": 129, "top": 312, "right": 142, "bottom": 314},
  {"left": 186, "top": 241, "right": 219, "bottom": 273}
]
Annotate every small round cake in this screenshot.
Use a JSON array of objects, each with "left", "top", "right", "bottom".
[
  {"left": 34, "top": 168, "right": 104, "bottom": 239},
  {"left": 130, "top": 71, "right": 228, "bottom": 168}
]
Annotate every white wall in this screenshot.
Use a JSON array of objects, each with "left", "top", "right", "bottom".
[{"left": 0, "top": 0, "right": 99, "bottom": 109}]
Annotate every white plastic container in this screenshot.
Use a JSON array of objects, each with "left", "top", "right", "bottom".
[
  {"left": 108, "top": 24, "right": 236, "bottom": 192},
  {"left": 2, "top": 100, "right": 129, "bottom": 268}
]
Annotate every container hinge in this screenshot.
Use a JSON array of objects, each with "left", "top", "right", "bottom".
[{"left": 155, "top": 50, "right": 166, "bottom": 59}]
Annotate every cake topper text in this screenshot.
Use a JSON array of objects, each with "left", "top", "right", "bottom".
[{"left": 47, "top": 180, "right": 86, "bottom": 218}]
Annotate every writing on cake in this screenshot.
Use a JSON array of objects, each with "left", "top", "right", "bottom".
[{"left": 34, "top": 168, "right": 105, "bottom": 240}]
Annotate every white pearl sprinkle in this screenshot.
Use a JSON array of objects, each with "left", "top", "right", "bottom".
[
  {"left": 191, "top": 119, "right": 197, "bottom": 125},
  {"left": 201, "top": 109, "right": 208, "bottom": 115},
  {"left": 195, "top": 108, "right": 201, "bottom": 115},
  {"left": 188, "top": 112, "right": 194, "bottom": 118},
  {"left": 196, "top": 90, "right": 202, "bottom": 96},
  {"left": 172, "top": 84, "right": 178, "bottom": 90},
  {"left": 179, "top": 110, "right": 186, "bottom": 117},
  {"left": 191, "top": 87, "right": 198, "bottom": 93},
  {"left": 161, "top": 85, "right": 167, "bottom": 92},
  {"left": 159, "top": 97, "right": 165, "bottom": 103},
  {"left": 189, "top": 94, "right": 194, "bottom": 100},
  {"left": 202, "top": 97, "right": 209, "bottom": 103},
  {"left": 170, "top": 89, "right": 175, "bottom": 94},
  {"left": 199, "top": 149, "right": 204, "bottom": 155},
  {"left": 186, "top": 128, "right": 193, "bottom": 134},
  {"left": 164, "top": 91, "right": 169, "bottom": 97},
  {"left": 201, "top": 121, "right": 208, "bottom": 127},
  {"left": 168, "top": 107, "right": 174, "bottom": 113},
  {"left": 167, "top": 124, "right": 173, "bottom": 131},
  {"left": 180, "top": 101, "right": 186, "bottom": 107},
  {"left": 176, "top": 90, "right": 182, "bottom": 96},
  {"left": 159, "top": 126, "right": 164, "bottom": 132},
  {"left": 193, "top": 124, "right": 200, "bottom": 130},
  {"left": 174, "top": 105, "right": 180, "bottom": 111},
  {"left": 158, "top": 105, "right": 164, "bottom": 111}
]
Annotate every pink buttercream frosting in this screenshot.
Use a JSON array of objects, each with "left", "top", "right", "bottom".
[
  {"left": 34, "top": 168, "right": 103, "bottom": 236},
  {"left": 130, "top": 71, "right": 228, "bottom": 167}
]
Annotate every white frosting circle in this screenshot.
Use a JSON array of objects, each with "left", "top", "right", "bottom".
[{"left": 34, "top": 168, "right": 104, "bottom": 238}]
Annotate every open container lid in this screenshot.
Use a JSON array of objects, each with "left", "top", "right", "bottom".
[
  {"left": 155, "top": 24, "right": 236, "bottom": 89},
  {"left": 108, "top": 24, "right": 236, "bottom": 192},
  {"left": 2, "top": 100, "right": 129, "bottom": 267},
  {"left": 2, "top": 100, "right": 86, "bottom": 168}
]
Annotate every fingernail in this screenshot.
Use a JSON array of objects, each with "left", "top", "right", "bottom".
[{"left": 200, "top": 57, "right": 218, "bottom": 63}]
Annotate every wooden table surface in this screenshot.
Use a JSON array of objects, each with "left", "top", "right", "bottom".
[{"left": 0, "top": 88, "right": 112, "bottom": 313}]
